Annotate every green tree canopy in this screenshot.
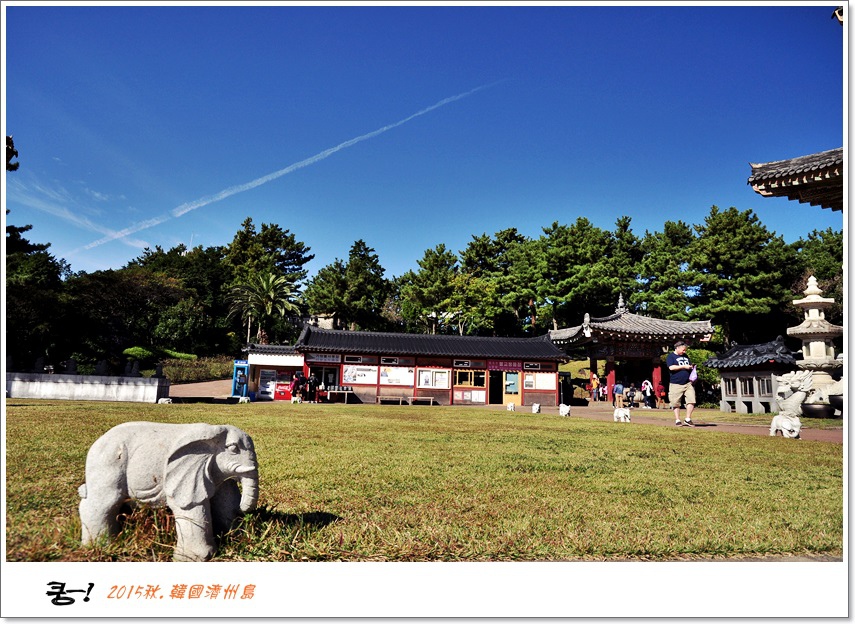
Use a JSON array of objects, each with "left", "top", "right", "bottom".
[
  {"left": 303, "top": 259, "right": 349, "bottom": 329},
  {"left": 789, "top": 227, "right": 844, "bottom": 326},
  {"left": 304, "top": 241, "right": 390, "bottom": 332},
  {"left": 532, "top": 218, "right": 615, "bottom": 331},
  {"left": 459, "top": 227, "right": 532, "bottom": 335},
  {"left": 228, "top": 271, "right": 300, "bottom": 344},
  {"left": 689, "top": 206, "right": 801, "bottom": 346},
  {"left": 397, "top": 244, "right": 459, "bottom": 334},
  {"left": 634, "top": 220, "right": 697, "bottom": 320},
  {"left": 61, "top": 268, "right": 188, "bottom": 367},
  {"left": 224, "top": 217, "right": 314, "bottom": 289},
  {"left": 5, "top": 208, "right": 71, "bottom": 369},
  {"left": 342, "top": 240, "right": 390, "bottom": 331}
]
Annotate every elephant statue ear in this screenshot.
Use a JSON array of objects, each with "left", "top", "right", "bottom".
[{"left": 165, "top": 425, "right": 227, "bottom": 510}]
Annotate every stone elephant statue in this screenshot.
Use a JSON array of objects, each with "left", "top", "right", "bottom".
[
  {"left": 769, "top": 414, "right": 802, "bottom": 439},
  {"left": 78, "top": 422, "right": 259, "bottom": 561}
]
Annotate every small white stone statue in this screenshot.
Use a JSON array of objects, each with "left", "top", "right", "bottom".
[
  {"left": 506, "top": 402, "right": 515, "bottom": 411},
  {"left": 613, "top": 407, "right": 632, "bottom": 422},
  {"left": 770, "top": 370, "right": 813, "bottom": 440},
  {"left": 558, "top": 404, "right": 571, "bottom": 417},
  {"left": 79, "top": 422, "right": 259, "bottom": 561},
  {"left": 769, "top": 414, "right": 802, "bottom": 439},
  {"left": 531, "top": 403, "right": 541, "bottom": 414}
]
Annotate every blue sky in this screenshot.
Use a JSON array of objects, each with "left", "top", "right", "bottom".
[{"left": 3, "top": 2, "right": 845, "bottom": 280}]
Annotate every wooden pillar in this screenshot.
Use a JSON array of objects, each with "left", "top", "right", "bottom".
[
  {"left": 605, "top": 361, "right": 616, "bottom": 404},
  {"left": 652, "top": 360, "right": 662, "bottom": 389}
]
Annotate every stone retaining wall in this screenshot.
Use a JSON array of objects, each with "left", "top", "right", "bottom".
[{"left": 6, "top": 373, "right": 171, "bottom": 403}]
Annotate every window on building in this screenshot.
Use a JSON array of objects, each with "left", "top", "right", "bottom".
[
  {"left": 758, "top": 377, "right": 773, "bottom": 396},
  {"left": 740, "top": 378, "right": 754, "bottom": 397},
  {"left": 454, "top": 370, "right": 486, "bottom": 387},
  {"left": 418, "top": 369, "right": 450, "bottom": 389},
  {"left": 724, "top": 378, "right": 737, "bottom": 396}
]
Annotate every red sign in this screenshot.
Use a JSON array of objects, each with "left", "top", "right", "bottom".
[{"left": 487, "top": 360, "right": 522, "bottom": 371}]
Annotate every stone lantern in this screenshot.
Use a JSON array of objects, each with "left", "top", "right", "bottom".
[{"left": 786, "top": 275, "right": 843, "bottom": 416}]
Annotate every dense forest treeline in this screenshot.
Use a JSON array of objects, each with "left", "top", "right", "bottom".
[
  {"left": 5, "top": 138, "right": 843, "bottom": 373},
  {"left": 6, "top": 208, "right": 842, "bottom": 375}
]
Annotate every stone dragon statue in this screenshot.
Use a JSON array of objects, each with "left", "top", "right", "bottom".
[{"left": 770, "top": 370, "right": 813, "bottom": 439}]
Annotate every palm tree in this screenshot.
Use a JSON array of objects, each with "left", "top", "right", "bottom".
[{"left": 228, "top": 271, "right": 300, "bottom": 344}]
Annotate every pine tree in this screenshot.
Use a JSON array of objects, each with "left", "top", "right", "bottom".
[{"left": 690, "top": 206, "right": 800, "bottom": 345}]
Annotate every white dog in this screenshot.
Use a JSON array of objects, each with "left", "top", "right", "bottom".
[
  {"left": 506, "top": 402, "right": 515, "bottom": 412},
  {"left": 613, "top": 407, "right": 632, "bottom": 423},
  {"left": 559, "top": 404, "right": 571, "bottom": 417},
  {"left": 770, "top": 414, "right": 801, "bottom": 439},
  {"left": 531, "top": 403, "right": 541, "bottom": 414}
]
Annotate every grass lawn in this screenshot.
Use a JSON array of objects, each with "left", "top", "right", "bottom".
[
  {"left": 5, "top": 399, "right": 843, "bottom": 562},
  {"left": 581, "top": 402, "right": 846, "bottom": 429}
]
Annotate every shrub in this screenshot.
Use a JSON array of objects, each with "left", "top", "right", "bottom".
[
  {"left": 161, "top": 349, "right": 197, "bottom": 361},
  {"left": 122, "top": 346, "right": 158, "bottom": 363},
  {"left": 122, "top": 347, "right": 198, "bottom": 371},
  {"left": 159, "top": 356, "right": 234, "bottom": 384}
]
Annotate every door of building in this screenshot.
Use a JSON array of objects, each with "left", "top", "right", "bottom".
[
  {"left": 503, "top": 371, "right": 520, "bottom": 405},
  {"left": 488, "top": 371, "right": 522, "bottom": 405},
  {"left": 489, "top": 370, "right": 503, "bottom": 404}
]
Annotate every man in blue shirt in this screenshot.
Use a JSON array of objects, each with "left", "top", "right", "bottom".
[{"left": 666, "top": 340, "right": 695, "bottom": 426}]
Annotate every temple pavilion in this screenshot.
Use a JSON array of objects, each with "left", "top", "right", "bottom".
[{"left": 549, "top": 296, "right": 713, "bottom": 402}]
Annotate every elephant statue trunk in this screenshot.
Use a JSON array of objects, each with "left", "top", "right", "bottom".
[
  {"left": 78, "top": 422, "right": 260, "bottom": 561},
  {"left": 239, "top": 475, "right": 259, "bottom": 514}
]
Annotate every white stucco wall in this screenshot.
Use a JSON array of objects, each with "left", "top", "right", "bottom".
[{"left": 6, "top": 373, "right": 170, "bottom": 403}]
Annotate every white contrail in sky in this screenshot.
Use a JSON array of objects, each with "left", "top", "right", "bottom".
[{"left": 82, "top": 82, "right": 502, "bottom": 250}]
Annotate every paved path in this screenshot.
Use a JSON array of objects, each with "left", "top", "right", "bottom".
[{"left": 168, "top": 381, "right": 843, "bottom": 444}]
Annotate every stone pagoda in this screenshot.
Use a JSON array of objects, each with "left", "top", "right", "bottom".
[{"left": 786, "top": 275, "right": 843, "bottom": 414}]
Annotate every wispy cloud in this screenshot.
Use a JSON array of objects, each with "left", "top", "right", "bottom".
[
  {"left": 80, "top": 82, "right": 504, "bottom": 250},
  {"left": 6, "top": 177, "right": 151, "bottom": 253}
]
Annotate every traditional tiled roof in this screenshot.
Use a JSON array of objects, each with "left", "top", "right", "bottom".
[
  {"left": 549, "top": 299, "right": 713, "bottom": 347},
  {"left": 291, "top": 326, "right": 567, "bottom": 361},
  {"left": 244, "top": 343, "right": 298, "bottom": 355},
  {"left": 704, "top": 336, "right": 797, "bottom": 369},
  {"left": 748, "top": 147, "right": 843, "bottom": 211}
]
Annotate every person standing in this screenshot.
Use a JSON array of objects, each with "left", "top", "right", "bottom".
[
  {"left": 627, "top": 383, "right": 638, "bottom": 408},
  {"left": 590, "top": 374, "right": 600, "bottom": 402},
  {"left": 655, "top": 381, "right": 667, "bottom": 409},
  {"left": 667, "top": 340, "right": 695, "bottom": 426},
  {"left": 306, "top": 372, "right": 319, "bottom": 403},
  {"left": 641, "top": 379, "right": 654, "bottom": 409},
  {"left": 290, "top": 372, "right": 306, "bottom": 402},
  {"left": 613, "top": 380, "right": 625, "bottom": 408}
]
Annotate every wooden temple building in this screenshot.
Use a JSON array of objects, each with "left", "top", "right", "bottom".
[
  {"left": 748, "top": 147, "right": 843, "bottom": 212},
  {"left": 549, "top": 296, "right": 713, "bottom": 402}
]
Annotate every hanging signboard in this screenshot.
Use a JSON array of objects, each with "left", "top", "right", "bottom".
[
  {"left": 379, "top": 366, "right": 415, "bottom": 386},
  {"left": 342, "top": 365, "right": 378, "bottom": 385},
  {"left": 487, "top": 360, "right": 522, "bottom": 371}
]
